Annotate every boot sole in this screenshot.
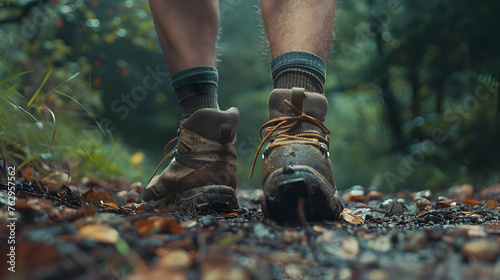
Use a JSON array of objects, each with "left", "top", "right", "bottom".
[
  {"left": 178, "top": 185, "right": 239, "bottom": 214},
  {"left": 262, "top": 165, "right": 343, "bottom": 226}
]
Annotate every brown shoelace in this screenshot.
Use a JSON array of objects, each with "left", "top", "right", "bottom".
[
  {"left": 147, "top": 136, "right": 178, "bottom": 184},
  {"left": 248, "top": 99, "right": 331, "bottom": 179}
]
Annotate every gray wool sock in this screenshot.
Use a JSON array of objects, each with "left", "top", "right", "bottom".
[
  {"left": 271, "top": 51, "right": 327, "bottom": 94},
  {"left": 171, "top": 66, "right": 219, "bottom": 118}
]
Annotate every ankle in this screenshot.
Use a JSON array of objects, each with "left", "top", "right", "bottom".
[{"left": 271, "top": 51, "right": 327, "bottom": 94}]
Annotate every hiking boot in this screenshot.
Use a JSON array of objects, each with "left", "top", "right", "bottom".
[
  {"left": 143, "top": 108, "right": 239, "bottom": 214},
  {"left": 251, "top": 88, "right": 343, "bottom": 225}
]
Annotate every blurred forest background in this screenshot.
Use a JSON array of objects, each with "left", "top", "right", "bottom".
[{"left": 0, "top": 0, "right": 499, "bottom": 192}]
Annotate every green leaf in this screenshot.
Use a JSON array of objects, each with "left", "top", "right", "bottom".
[{"left": 27, "top": 69, "right": 52, "bottom": 108}]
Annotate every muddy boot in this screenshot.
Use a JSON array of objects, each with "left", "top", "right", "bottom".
[
  {"left": 251, "top": 88, "right": 343, "bottom": 225},
  {"left": 143, "top": 107, "right": 239, "bottom": 214}
]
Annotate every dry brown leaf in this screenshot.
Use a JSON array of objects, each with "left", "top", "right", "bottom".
[
  {"left": 81, "top": 188, "right": 116, "bottom": 207},
  {"left": 485, "top": 200, "right": 499, "bottom": 208},
  {"left": 340, "top": 208, "right": 364, "bottom": 224},
  {"left": 223, "top": 212, "right": 238, "bottom": 217},
  {"left": 101, "top": 202, "right": 120, "bottom": 209},
  {"left": 462, "top": 198, "right": 480, "bottom": 206},
  {"left": 21, "top": 166, "right": 38, "bottom": 181},
  {"left": 134, "top": 216, "right": 184, "bottom": 237},
  {"left": 436, "top": 201, "right": 453, "bottom": 208},
  {"left": 78, "top": 223, "right": 120, "bottom": 244},
  {"left": 136, "top": 203, "right": 146, "bottom": 212}
]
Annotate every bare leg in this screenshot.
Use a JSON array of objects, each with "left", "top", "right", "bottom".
[
  {"left": 260, "top": 0, "right": 337, "bottom": 62},
  {"left": 257, "top": 0, "right": 344, "bottom": 225},
  {"left": 149, "top": 0, "right": 219, "bottom": 74}
]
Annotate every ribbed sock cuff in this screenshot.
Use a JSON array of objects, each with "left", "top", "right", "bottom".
[
  {"left": 271, "top": 51, "right": 327, "bottom": 94},
  {"left": 171, "top": 66, "right": 219, "bottom": 118}
]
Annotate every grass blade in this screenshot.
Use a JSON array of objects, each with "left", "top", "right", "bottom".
[
  {"left": 0, "top": 83, "right": 18, "bottom": 97},
  {"left": 0, "top": 70, "right": 34, "bottom": 87},
  {"left": 39, "top": 106, "right": 57, "bottom": 150},
  {"left": 27, "top": 69, "right": 52, "bottom": 108},
  {"left": 2, "top": 32, "right": 10, "bottom": 73},
  {"left": 18, "top": 149, "right": 50, "bottom": 169}
]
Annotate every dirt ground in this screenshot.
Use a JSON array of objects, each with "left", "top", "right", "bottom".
[{"left": 1, "top": 177, "right": 500, "bottom": 280}]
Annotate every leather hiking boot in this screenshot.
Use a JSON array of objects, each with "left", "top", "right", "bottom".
[
  {"left": 143, "top": 107, "right": 239, "bottom": 214},
  {"left": 250, "top": 88, "right": 343, "bottom": 225}
]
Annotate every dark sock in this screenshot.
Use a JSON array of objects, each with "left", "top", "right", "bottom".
[
  {"left": 271, "top": 51, "right": 327, "bottom": 94},
  {"left": 171, "top": 66, "right": 219, "bottom": 118}
]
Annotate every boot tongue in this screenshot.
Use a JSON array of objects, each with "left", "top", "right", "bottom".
[
  {"left": 181, "top": 107, "right": 239, "bottom": 142},
  {"left": 268, "top": 88, "right": 329, "bottom": 121}
]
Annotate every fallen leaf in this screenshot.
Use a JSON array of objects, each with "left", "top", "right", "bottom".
[
  {"left": 81, "top": 188, "right": 116, "bottom": 207},
  {"left": 340, "top": 208, "right": 364, "bottom": 224},
  {"left": 78, "top": 223, "right": 120, "bottom": 244},
  {"left": 223, "top": 212, "right": 238, "bottom": 217},
  {"left": 485, "top": 200, "right": 499, "bottom": 208},
  {"left": 21, "top": 166, "right": 38, "bottom": 181},
  {"left": 134, "top": 216, "right": 184, "bottom": 236},
  {"left": 462, "top": 198, "right": 480, "bottom": 206},
  {"left": 101, "top": 202, "right": 120, "bottom": 209}
]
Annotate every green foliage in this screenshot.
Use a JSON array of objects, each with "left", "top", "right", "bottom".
[{"left": 0, "top": 36, "right": 144, "bottom": 182}]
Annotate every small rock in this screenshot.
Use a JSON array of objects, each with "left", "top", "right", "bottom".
[
  {"left": 284, "top": 264, "right": 304, "bottom": 279},
  {"left": 415, "top": 189, "right": 432, "bottom": 200},
  {"left": 181, "top": 220, "right": 197, "bottom": 229},
  {"left": 343, "top": 185, "right": 365, "bottom": 202},
  {"left": 341, "top": 237, "right": 359, "bottom": 259},
  {"left": 414, "top": 197, "right": 432, "bottom": 209},
  {"left": 462, "top": 238, "right": 500, "bottom": 263},
  {"left": 127, "top": 189, "right": 141, "bottom": 203},
  {"left": 313, "top": 225, "right": 327, "bottom": 233},
  {"left": 358, "top": 251, "right": 378, "bottom": 266},
  {"left": 368, "top": 235, "right": 391, "bottom": 252},
  {"left": 200, "top": 216, "right": 218, "bottom": 228},
  {"left": 448, "top": 184, "right": 474, "bottom": 201},
  {"left": 365, "top": 269, "right": 389, "bottom": 280},
  {"left": 479, "top": 184, "right": 500, "bottom": 200},
  {"left": 380, "top": 199, "right": 404, "bottom": 215},
  {"left": 253, "top": 189, "right": 263, "bottom": 196},
  {"left": 117, "top": 190, "right": 127, "bottom": 199},
  {"left": 404, "top": 231, "right": 427, "bottom": 252},
  {"left": 367, "top": 191, "right": 384, "bottom": 201},
  {"left": 254, "top": 223, "right": 273, "bottom": 239},
  {"left": 128, "top": 182, "right": 143, "bottom": 193},
  {"left": 158, "top": 249, "right": 192, "bottom": 268},
  {"left": 282, "top": 230, "right": 301, "bottom": 243}
]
